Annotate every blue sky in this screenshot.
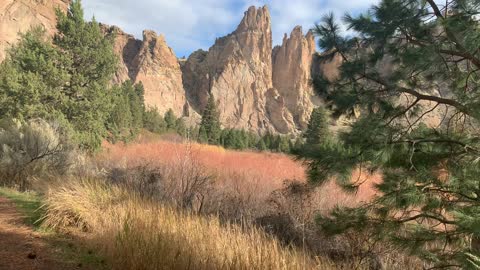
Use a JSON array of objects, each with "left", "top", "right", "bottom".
[{"left": 83, "top": 0, "right": 379, "bottom": 57}]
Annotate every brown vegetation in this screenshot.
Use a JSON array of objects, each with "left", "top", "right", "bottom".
[{"left": 43, "top": 179, "right": 333, "bottom": 270}]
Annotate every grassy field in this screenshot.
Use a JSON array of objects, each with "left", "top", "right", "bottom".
[{"left": 42, "top": 179, "right": 337, "bottom": 270}]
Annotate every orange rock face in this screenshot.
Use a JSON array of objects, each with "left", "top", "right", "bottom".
[
  {"left": 103, "top": 26, "right": 188, "bottom": 117},
  {"left": 0, "top": 0, "right": 70, "bottom": 62},
  {"left": 182, "top": 6, "right": 316, "bottom": 133},
  {"left": 272, "top": 26, "right": 317, "bottom": 129},
  {"left": 131, "top": 30, "right": 187, "bottom": 116}
]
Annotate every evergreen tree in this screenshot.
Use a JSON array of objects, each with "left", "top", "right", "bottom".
[
  {"left": 107, "top": 80, "right": 145, "bottom": 142},
  {"left": 292, "top": 137, "right": 304, "bottom": 152},
  {"left": 0, "top": 0, "right": 119, "bottom": 151},
  {"left": 0, "top": 28, "right": 68, "bottom": 121},
  {"left": 304, "top": 107, "right": 330, "bottom": 145},
  {"left": 143, "top": 107, "right": 166, "bottom": 134},
  {"left": 164, "top": 109, "right": 177, "bottom": 130},
  {"left": 130, "top": 82, "right": 145, "bottom": 131},
  {"left": 277, "top": 136, "right": 291, "bottom": 153},
  {"left": 303, "top": 1, "right": 480, "bottom": 267},
  {"left": 199, "top": 94, "right": 221, "bottom": 144},
  {"left": 107, "top": 84, "right": 132, "bottom": 142},
  {"left": 198, "top": 126, "right": 209, "bottom": 144},
  {"left": 53, "top": 0, "right": 118, "bottom": 150},
  {"left": 175, "top": 117, "right": 187, "bottom": 137},
  {"left": 257, "top": 138, "right": 268, "bottom": 151},
  {"left": 262, "top": 132, "right": 274, "bottom": 150}
]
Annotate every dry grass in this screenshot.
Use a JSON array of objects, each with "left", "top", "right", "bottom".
[{"left": 43, "top": 179, "right": 335, "bottom": 270}]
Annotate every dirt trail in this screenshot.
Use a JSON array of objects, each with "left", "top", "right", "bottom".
[{"left": 0, "top": 196, "right": 73, "bottom": 270}]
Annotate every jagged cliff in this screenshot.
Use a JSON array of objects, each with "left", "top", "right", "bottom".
[
  {"left": 181, "top": 6, "right": 320, "bottom": 133},
  {"left": 130, "top": 30, "right": 187, "bottom": 116},
  {"left": 0, "top": 0, "right": 69, "bottom": 62},
  {"left": 0, "top": 2, "right": 332, "bottom": 134},
  {"left": 102, "top": 26, "right": 188, "bottom": 117},
  {"left": 272, "top": 26, "right": 317, "bottom": 129},
  {"left": 182, "top": 6, "right": 295, "bottom": 133}
]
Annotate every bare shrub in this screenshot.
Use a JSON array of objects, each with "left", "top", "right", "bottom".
[
  {"left": 105, "top": 142, "right": 214, "bottom": 214},
  {"left": 0, "top": 118, "right": 75, "bottom": 190}
]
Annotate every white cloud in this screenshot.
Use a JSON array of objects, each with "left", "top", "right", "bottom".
[{"left": 82, "top": 0, "right": 378, "bottom": 57}]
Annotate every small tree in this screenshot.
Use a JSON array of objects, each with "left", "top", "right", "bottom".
[
  {"left": 257, "top": 138, "right": 268, "bottom": 151},
  {"left": 164, "top": 109, "right": 177, "bottom": 130},
  {"left": 277, "top": 136, "right": 291, "bottom": 153},
  {"left": 143, "top": 107, "right": 166, "bottom": 134},
  {"left": 107, "top": 81, "right": 145, "bottom": 143},
  {"left": 198, "top": 126, "right": 208, "bottom": 144},
  {"left": 304, "top": 107, "right": 330, "bottom": 145},
  {"left": 199, "top": 95, "right": 221, "bottom": 144}
]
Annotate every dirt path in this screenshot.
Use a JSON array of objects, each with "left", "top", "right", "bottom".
[{"left": 0, "top": 196, "right": 75, "bottom": 270}]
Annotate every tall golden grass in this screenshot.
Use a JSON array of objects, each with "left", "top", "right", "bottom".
[{"left": 43, "top": 179, "right": 335, "bottom": 270}]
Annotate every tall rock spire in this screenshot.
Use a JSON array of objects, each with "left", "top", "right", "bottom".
[
  {"left": 272, "top": 26, "right": 317, "bottom": 129},
  {"left": 182, "top": 5, "right": 295, "bottom": 133}
]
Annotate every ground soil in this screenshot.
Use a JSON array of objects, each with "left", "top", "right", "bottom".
[{"left": 0, "top": 196, "right": 77, "bottom": 270}]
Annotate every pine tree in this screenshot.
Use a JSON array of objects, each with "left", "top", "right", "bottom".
[
  {"left": 277, "top": 136, "right": 291, "bottom": 153},
  {"left": 198, "top": 126, "right": 209, "bottom": 144},
  {"left": 0, "top": 28, "right": 68, "bottom": 121},
  {"left": 199, "top": 94, "right": 221, "bottom": 144},
  {"left": 175, "top": 117, "right": 187, "bottom": 137},
  {"left": 130, "top": 82, "right": 145, "bottom": 131},
  {"left": 107, "top": 84, "right": 132, "bottom": 142},
  {"left": 304, "top": 107, "right": 330, "bottom": 145},
  {"left": 303, "top": 1, "right": 480, "bottom": 267},
  {"left": 292, "top": 137, "right": 304, "bottom": 152}
]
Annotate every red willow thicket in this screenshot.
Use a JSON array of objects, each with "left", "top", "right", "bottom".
[{"left": 96, "top": 140, "right": 379, "bottom": 211}]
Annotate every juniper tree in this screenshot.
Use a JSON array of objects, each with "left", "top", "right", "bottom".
[
  {"left": 0, "top": 0, "right": 119, "bottom": 151},
  {"left": 199, "top": 94, "right": 221, "bottom": 144},
  {"left": 257, "top": 138, "right": 268, "bottom": 151},
  {"left": 53, "top": 0, "right": 118, "bottom": 150},
  {"left": 303, "top": 1, "right": 480, "bottom": 268}
]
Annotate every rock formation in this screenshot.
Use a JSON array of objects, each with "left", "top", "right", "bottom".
[
  {"left": 0, "top": 2, "right": 326, "bottom": 134},
  {"left": 101, "top": 25, "right": 142, "bottom": 85},
  {"left": 103, "top": 26, "right": 188, "bottom": 117},
  {"left": 0, "top": 0, "right": 70, "bottom": 62},
  {"left": 183, "top": 7, "right": 315, "bottom": 133},
  {"left": 272, "top": 26, "right": 317, "bottom": 129},
  {"left": 130, "top": 30, "right": 187, "bottom": 116},
  {"left": 182, "top": 6, "right": 276, "bottom": 132}
]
